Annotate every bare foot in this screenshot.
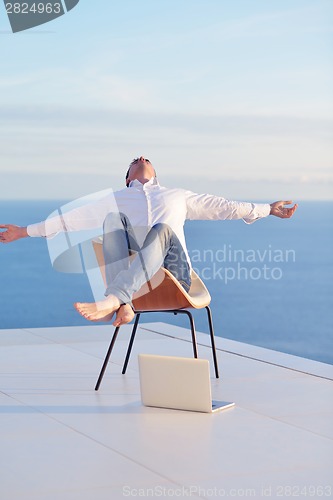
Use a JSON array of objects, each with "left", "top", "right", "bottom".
[
  {"left": 113, "top": 304, "right": 135, "bottom": 327},
  {"left": 74, "top": 295, "right": 121, "bottom": 322}
]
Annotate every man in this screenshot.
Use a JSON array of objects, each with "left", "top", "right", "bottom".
[{"left": 0, "top": 156, "right": 298, "bottom": 327}]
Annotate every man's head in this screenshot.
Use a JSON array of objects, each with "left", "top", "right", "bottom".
[{"left": 125, "top": 156, "right": 156, "bottom": 187}]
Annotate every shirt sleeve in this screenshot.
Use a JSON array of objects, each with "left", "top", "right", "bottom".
[
  {"left": 27, "top": 192, "right": 118, "bottom": 238},
  {"left": 184, "top": 191, "right": 271, "bottom": 224},
  {"left": 27, "top": 221, "right": 47, "bottom": 237}
]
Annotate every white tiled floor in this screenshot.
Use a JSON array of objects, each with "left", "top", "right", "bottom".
[{"left": 0, "top": 323, "right": 332, "bottom": 500}]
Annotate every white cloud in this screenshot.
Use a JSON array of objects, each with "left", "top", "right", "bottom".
[{"left": 1, "top": 106, "right": 331, "bottom": 189}]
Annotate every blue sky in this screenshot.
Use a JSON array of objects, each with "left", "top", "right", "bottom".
[{"left": 1, "top": 0, "right": 332, "bottom": 200}]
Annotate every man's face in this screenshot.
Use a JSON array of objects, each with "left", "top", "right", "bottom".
[{"left": 127, "top": 157, "right": 155, "bottom": 185}]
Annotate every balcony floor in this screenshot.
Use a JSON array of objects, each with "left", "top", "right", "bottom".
[{"left": 0, "top": 322, "right": 332, "bottom": 499}]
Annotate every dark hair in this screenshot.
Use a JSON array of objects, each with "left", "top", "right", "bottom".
[
  {"left": 125, "top": 167, "right": 131, "bottom": 186},
  {"left": 125, "top": 158, "right": 155, "bottom": 187}
]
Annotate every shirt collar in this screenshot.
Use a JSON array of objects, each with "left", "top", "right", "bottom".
[{"left": 129, "top": 177, "right": 160, "bottom": 188}]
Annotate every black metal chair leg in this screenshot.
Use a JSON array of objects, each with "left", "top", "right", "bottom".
[
  {"left": 122, "top": 313, "right": 141, "bottom": 374},
  {"left": 95, "top": 326, "right": 121, "bottom": 391},
  {"left": 174, "top": 310, "right": 198, "bottom": 358},
  {"left": 205, "top": 306, "right": 219, "bottom": 378},
  {"left": 186, "top": 311, "right": 198, "bottom": 358}
]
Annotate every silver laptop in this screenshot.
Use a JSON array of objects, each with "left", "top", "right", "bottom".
[{"left": 138, "top": 354, "right": 235, "bottom": 413}]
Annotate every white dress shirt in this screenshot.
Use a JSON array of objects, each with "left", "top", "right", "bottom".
[{"left": 27, "top": 178, "right": 271, "bottom": 266}]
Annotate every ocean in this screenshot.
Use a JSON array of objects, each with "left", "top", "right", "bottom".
[{"left": 1, "top": 200, "right": 332, "bottom": 365}]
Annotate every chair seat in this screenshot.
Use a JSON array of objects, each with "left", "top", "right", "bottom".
[{"left": 132, "top": 268, "right": 211, "bottom": 311}]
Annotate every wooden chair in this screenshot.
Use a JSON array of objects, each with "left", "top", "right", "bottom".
[{"left": 92, "top": 241, "right": 220, "bottom": 390}]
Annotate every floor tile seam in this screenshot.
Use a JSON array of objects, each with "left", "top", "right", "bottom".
[
  {"left": 216, "top": 350, "right": 333, "bottom": 381},
  {"left": 58, "top": 338, "right": 167, "bottom": 360},
  {"left": 0, "top": 339, "right": 139, "bottom": 365},
  {"left": 12, "top": 328, "right": 120, "bottom": 348},
  {"left": 11, "top": 329, "right": 165, "bottom": 361},
  {"left": 239, "top": 405, "right": 333, "bottom": 442},
  {"left": 140, "top": 327, "right": 333, "bottom": 381},
  {"left": 21, "top": 327, "right": 157, "bottom": 343},
  {"left": 0, "top": 389, "right": 12, "bottom": 398},
  {"left": 2, "top": 335, "right": 129, "bottom": 367},
  {"left": 0, "top": 391, "right": 201, "bottom": 492},
  {"left": 0, "top": 371, "right": 123, "bottom": 380},
  {"left": 19, "top": 329, "right": 114, "bottom": 355},
  {"left": 20, "top": 328, "right": 60, "bottom": 344}
]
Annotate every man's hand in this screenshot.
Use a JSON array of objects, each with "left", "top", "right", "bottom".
[
  {"left": 270, "top": 201, "right": 298, "bottom": 219},
  {"left": 0, "top": 225, "right": 28, "bottom": 243}
]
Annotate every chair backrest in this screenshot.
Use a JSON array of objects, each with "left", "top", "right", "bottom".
[{"left": 92, "top": 240, "right": 211, "bottom": 311}]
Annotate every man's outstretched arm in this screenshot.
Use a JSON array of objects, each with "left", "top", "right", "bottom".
[
  {"left": 270, "top": 200, "right": 298, "bottom": 218},
  {"left": 0, "top": 225, "right": 28, "bottom": 244},
  {"left": 185, "top": 190, "right": 298, "bottom": 223}
]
